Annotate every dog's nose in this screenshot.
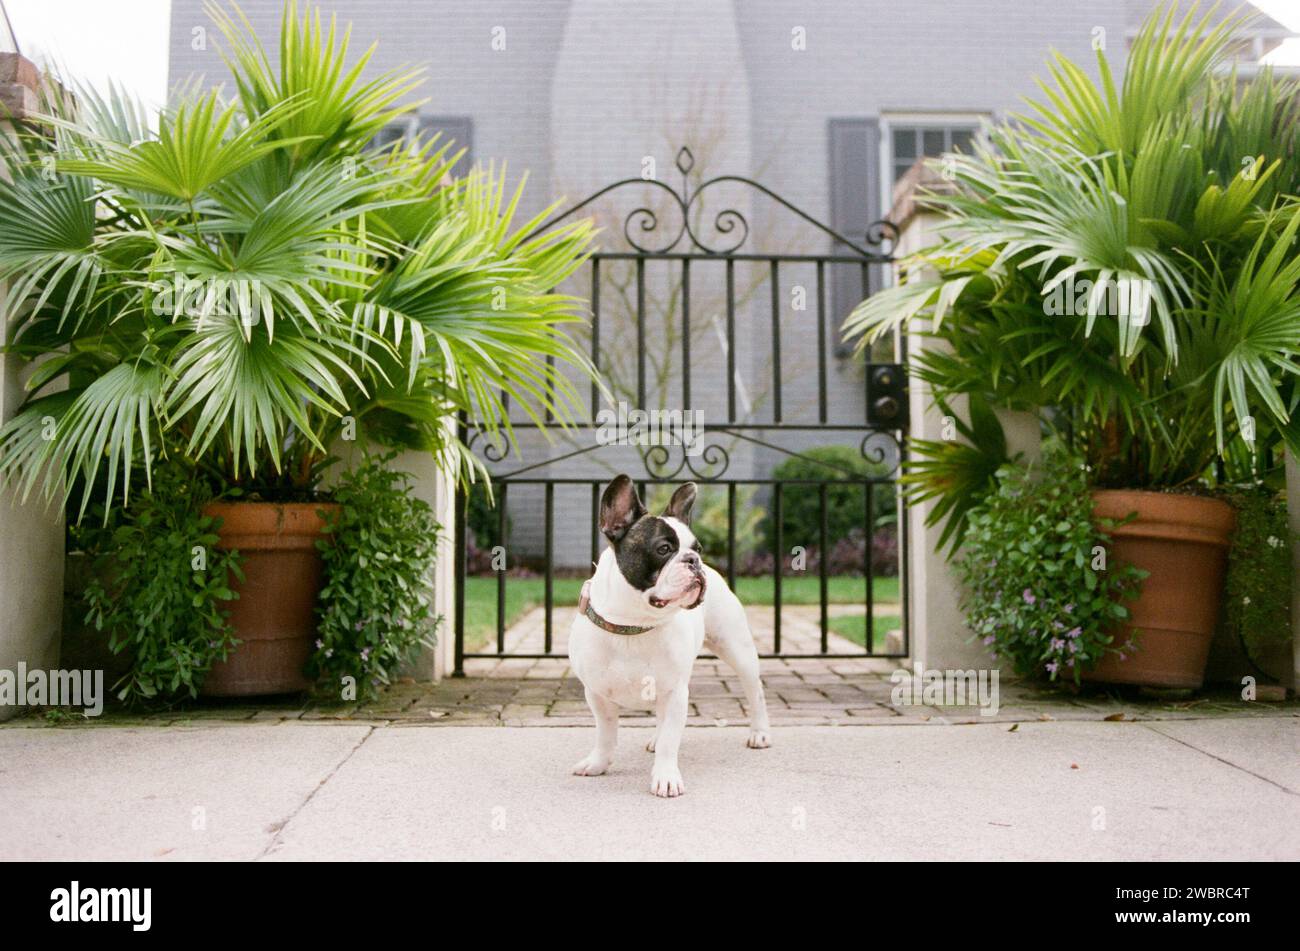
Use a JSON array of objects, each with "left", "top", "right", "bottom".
[{"left": 681, "top": 550, "right": 701, "bottom": 569}]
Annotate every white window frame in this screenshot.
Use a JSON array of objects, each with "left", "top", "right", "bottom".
[{"left": 877, "top": 112, "right": 989, "bottom": 225}]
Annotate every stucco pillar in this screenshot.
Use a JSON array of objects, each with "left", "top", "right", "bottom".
[
  {"left": 0, "top": 54, "right": 65, "bottom": 721},
  {"left": 890, "top": 161, "right": 1005, "bottom": 674},
  {"left": 392, "top": 447, "right": 457, "bottom": 681}
]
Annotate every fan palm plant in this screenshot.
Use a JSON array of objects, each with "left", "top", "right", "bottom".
[
  {"left": 844, "top": 1, "right": 1300, "bottom": 550},
  {"left": 0, "top": 0, "right": 596, "bottom": 519}
]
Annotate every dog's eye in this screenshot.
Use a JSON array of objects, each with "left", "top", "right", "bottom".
[
  {"left": 657, "top": 543, "right": 673, "bottom": 556},
  {"left": 692, "top": 542, "right": 702, "bottom": 553}
]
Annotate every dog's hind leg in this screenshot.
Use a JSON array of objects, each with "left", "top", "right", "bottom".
[{"left": 703, "top": 585, "right": 772, "bottom": 749}]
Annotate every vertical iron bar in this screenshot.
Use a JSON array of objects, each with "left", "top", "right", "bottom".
[
  {"left": 773, "top": 481, "right": 783, "bottom": 655},
  {"left": 452, "top": 414, "right": 468, "bottom": 677},
  {"left": 898, "top": 458, "right": 910, "bottom": 659},
  {"left": 544, "top": 483, "right": 554, "bottom": 654},
  {"left": 861, "top": 262, "right": 871, "bottom": 425},
  {"left": 636, "top": 257, "right": 646, "bottom": 409},
  {"left": 819, "top": 482, "right": 829, "bottom": 654},
  {"left": 770, "top": 260, "right": 781, "bottom": 423},
  {"left": 726, "top": 258, "right": 736, "bottom": 423},
  {"left": 866, "top": 482, "right": 875, "bottom": 655},
  {"left": 726, "top": 483, "right": 737, "bottom": 591},
  {"left": 681, "top": 259, "right": 691, "bottom": 409},
  {"left": 590, "top": 260, "right": 601, "bottom": 420},
  {"left": 544, "top": 286, "right": 556, "bottom": 424},
  {"left": 496, "top": 484, "right": 507, "bottom": 655},
  {"left": 590, "top": 482, "right": 600, "bottom": 570},
  {"left": 816, "top": 259, "right": 828, "bottom": 424}
]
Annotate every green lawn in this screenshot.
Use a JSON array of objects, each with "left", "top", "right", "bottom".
[
  {"left": 827, "top": 614, "right": 902, "bottom": 648},
  {"left": 463, "top": 574, "right": 899, "bottom": 651}
]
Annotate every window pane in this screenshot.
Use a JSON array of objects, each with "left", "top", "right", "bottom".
[
  {"left": 894, "top": 161, "right": 913, "bottom": 183},
  {"left": 369, "top": 121, "right": 408, "bottom": 151},
  {"left": 892, "top": 127, "right": 916, "bottom": 161},
  {"left": 922, "top": 129, "right": 945, "bottom": 156},
  {"left": 950, "top": 128, "right": 974, "bottom": 153}
]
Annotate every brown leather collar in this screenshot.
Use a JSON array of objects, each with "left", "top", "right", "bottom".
[
  {"left": 578, "top": 580, "right": 655, "bottom": 635},
  {"left": 578, "top": 574, "right": 706, "bottom": 635}
]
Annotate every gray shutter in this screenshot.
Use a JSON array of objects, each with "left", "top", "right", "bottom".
[
  {"left": 827, "top": 118, "right": 880, "bottom": 354},
  {"left": 417, "top": 115, "right": 474, "bottom": 176}
]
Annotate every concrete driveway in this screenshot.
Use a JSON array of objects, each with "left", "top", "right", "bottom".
[{"left": 1, "top": 718, "right": 1296, "bottom": 861}]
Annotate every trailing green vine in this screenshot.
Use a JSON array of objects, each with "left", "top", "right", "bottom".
[
  {"left": 77, "top": 467, "right": 243, "bottom": 703},
  {"left": 955, "top": 451, "right": 1146, "bottom": 683},
  {"left": 310, "top": 452, "right": 441, "bottom": 701},
  {"left": 1222, "top": 487, "right": 1293, "bottom": 676}
]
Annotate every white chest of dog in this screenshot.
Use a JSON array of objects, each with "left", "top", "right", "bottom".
[{"left": 568, "top": 476, "right": 771, "bottom": 798}]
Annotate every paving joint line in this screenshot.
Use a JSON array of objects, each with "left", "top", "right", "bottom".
[
  {"left": 256, "top": 724, "right": 376, "bottom": 859},
  {"left": 1139, "top": 721, "right": 1298, "bottom": 797}
]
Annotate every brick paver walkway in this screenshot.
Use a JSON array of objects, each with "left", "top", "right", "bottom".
[
  {"left": 7, "top": 604, "right": 1295, "bottom": 728},
  {"left": 349, "top": 658, "right": 1296, "bottom": 728},
  {"left": 15, "top": 656, "right": 1289, "bottom": 729}
]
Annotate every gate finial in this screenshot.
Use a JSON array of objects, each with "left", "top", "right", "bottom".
[{"left": 675, "top": 146, "right": 695, "bottom": 177}]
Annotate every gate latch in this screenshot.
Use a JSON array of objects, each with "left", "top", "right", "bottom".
[{"left": 866, "top": 364, "right": 908, "bottom": 429}]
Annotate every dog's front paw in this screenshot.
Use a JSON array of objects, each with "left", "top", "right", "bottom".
[
  {"left": 746, "top": 730, "right": 771, "bottom": 749},
  {"left": 572, "top": 753, "right": 612, "bottom": 776},
  {"left": 650, "top": 764, "right": 685, "bottom": 798}
]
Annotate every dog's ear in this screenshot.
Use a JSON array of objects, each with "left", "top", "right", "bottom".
[
  {"left": 663, "top": 482, "right": 697, "bottom": 525},
  {"left": 600, "top": 475, "right": 646, "bottom": 543}
]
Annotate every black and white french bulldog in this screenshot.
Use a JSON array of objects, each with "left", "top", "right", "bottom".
[{"left": 569, "top": 475, "right": 771, "bottom": 798}]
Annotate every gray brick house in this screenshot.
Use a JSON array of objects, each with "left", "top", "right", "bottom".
[{"left": 168, "top": 0, "right": 1289, "bottom": 569}]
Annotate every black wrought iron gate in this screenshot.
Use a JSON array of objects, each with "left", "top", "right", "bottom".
[{"left": 453, "top": 147, "right": 907, "bottom": 674}]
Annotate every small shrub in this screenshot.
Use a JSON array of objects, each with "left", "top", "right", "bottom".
[
  {"left": 77, "top": 467, "right": 243, "bottom": 703},
  {"left": 766, "top": 446, "right": 896, "bottom": 554},
  {"left": 956, "top": 451, "right": 1145, "bottom": 682},
  {"left": 740, "top": 525, "right": 898, "bottom": 577},
  {"left": 311, "top": 453, "right": 441, "bottom": 700},
  {"left": 467, "top": 480, "right": 509, "bottom": 550},
  {"left": 1222, "top": 487, "right": 1293, "bottom": 664}
]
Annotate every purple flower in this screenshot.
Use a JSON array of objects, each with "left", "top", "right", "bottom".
[
  {"left": 1063, "top": 603, "right": 1074, "bottom": 614},
  {"left": 982, "top": 635, "right": 996, "bottom": 646},
  {"left": 1066, "top": 658, "right": 1075, "bottom": 667},
  {"left": 315, "top": 639, "right": 324, "bottom": 649},
  {"left": 1050, "top": 638, "right": 1066, "bottom": 652},
  {"left": 1066, "top": 626, "right": 1082, "bottom": 639},
  {"left": 355, "top": 620, "right": 364, "bottom": 632},
  {"left": 1067, "top": 640, "right": 1079, "bottom": 654},
  {"left": 1046, "top": 661, "right": 1058, "bottom": 675},
  {"left": 1022, "top": 589, "right": 1036, "bottom": 605},
  {"left": 361, "top": 648, "right": 371, "bottom": 662}
]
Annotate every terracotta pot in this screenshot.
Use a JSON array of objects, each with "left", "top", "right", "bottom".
[
  {"left": 200, "top": 501, "right": 338, "bottom": 697},
  {"left": 1084, "top": 490, "right": 1235, "bottom": 690}
]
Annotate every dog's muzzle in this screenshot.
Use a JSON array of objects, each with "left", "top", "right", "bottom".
[
  {"left": 647, "top": 563, "right": 707, "bottom": 610},
  {"left": 684, "top": 566, "right": 707, "bottom": 610}
]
